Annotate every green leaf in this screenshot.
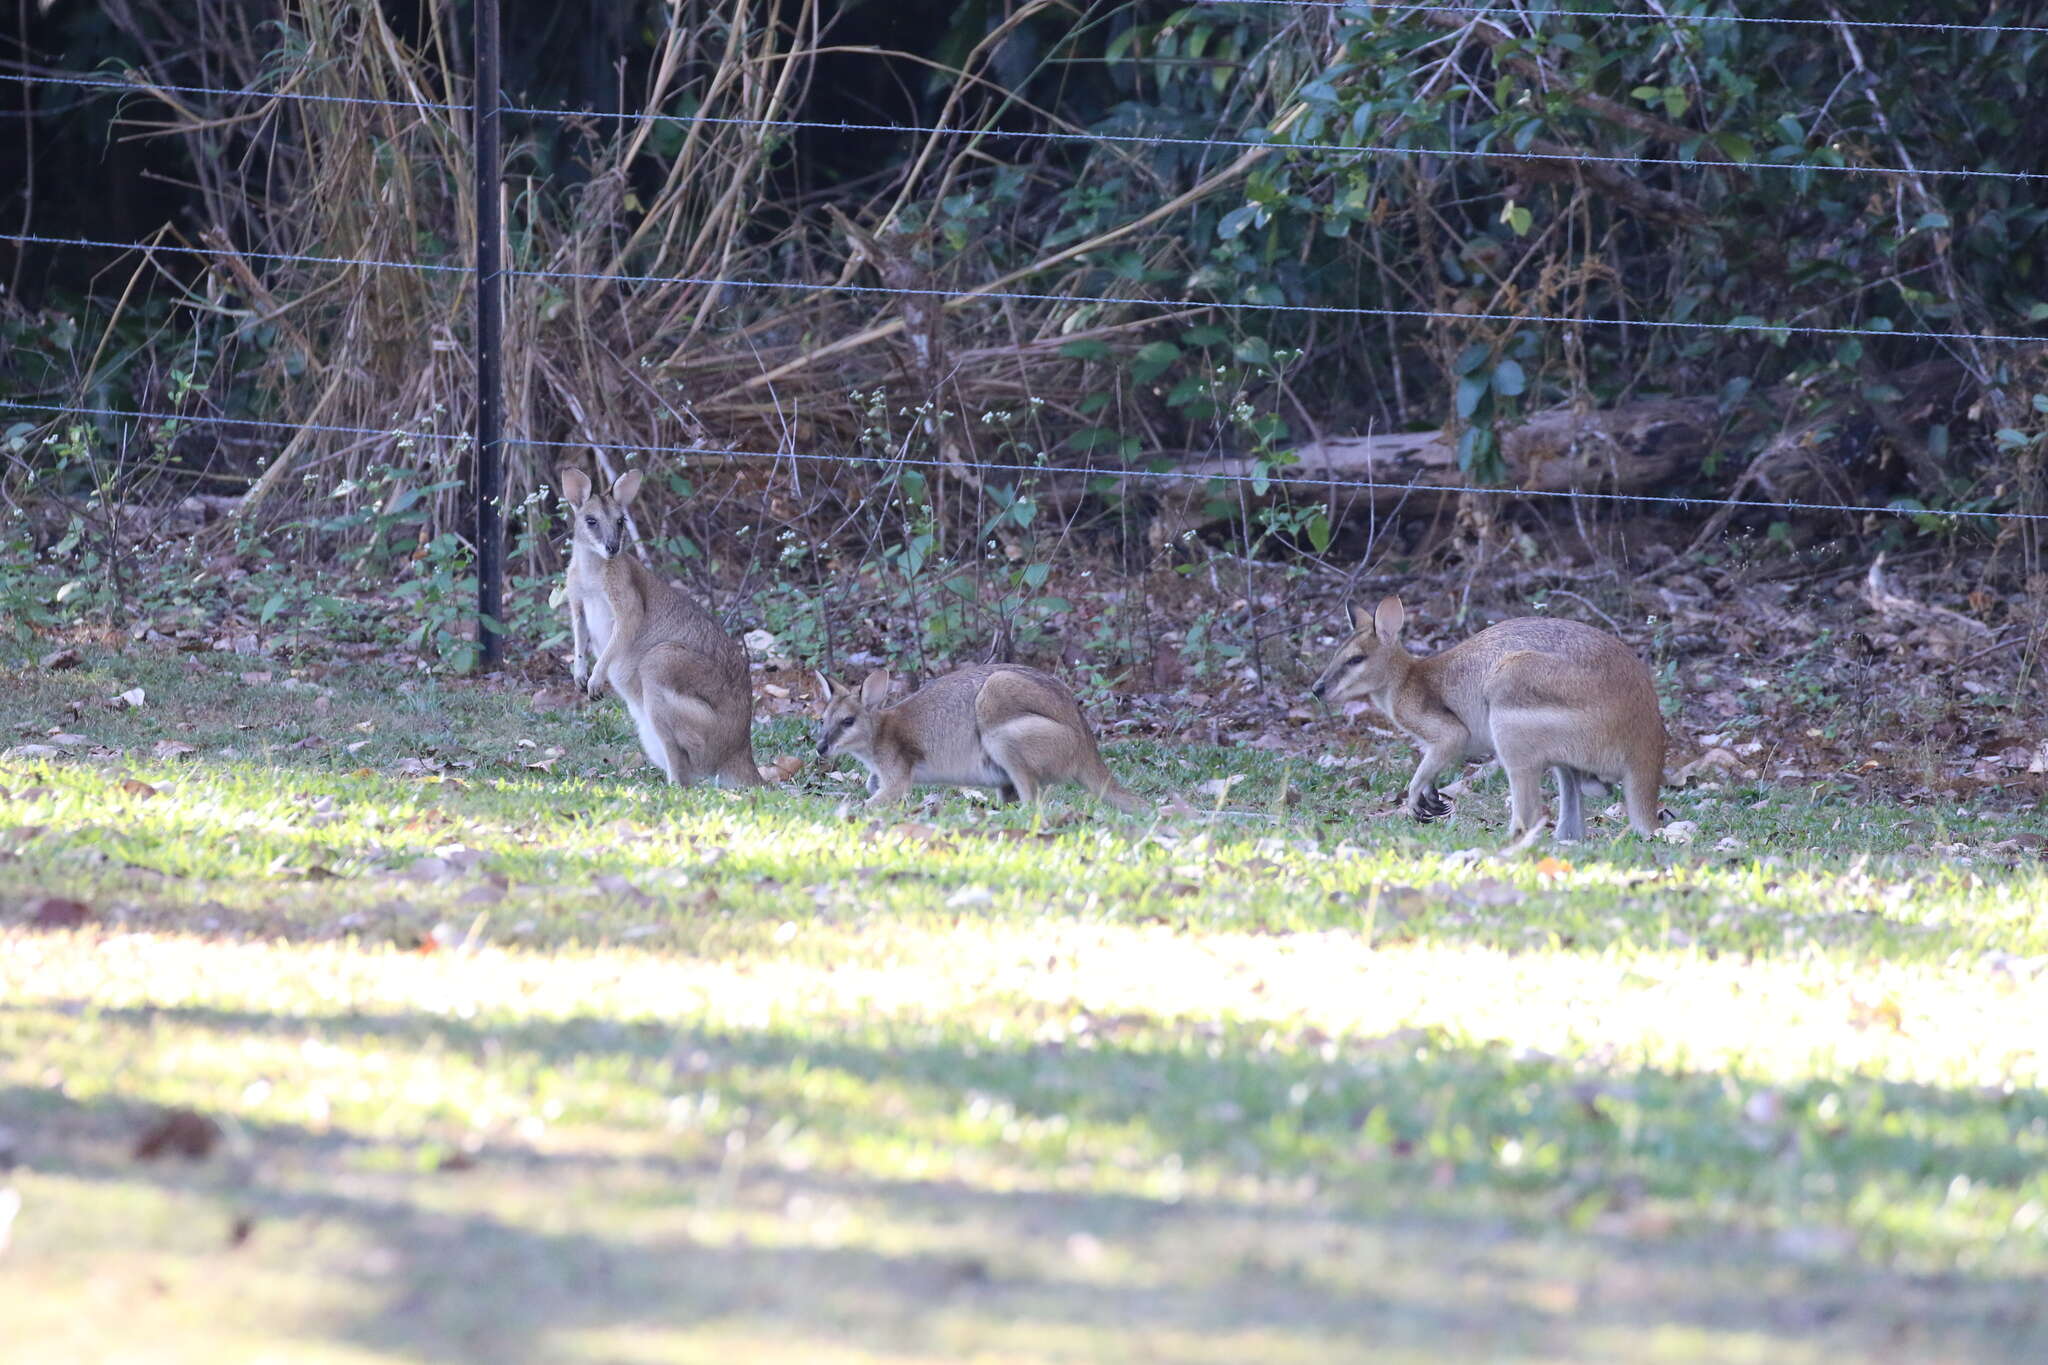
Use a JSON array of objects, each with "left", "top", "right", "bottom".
[
  {"left": 1456, "top": 373, "right": 1490, "bottom": 419},
  {"left": 1491, "top": 358, "right": 1526, "bottom": 397},
  {"left": 1713, "top": 132, "right": 1757, "bottom": 162},
  {"left": 1131, "top": 341, "right": 1182, "bottom": 385},
  {"left": 1059, "top": 339, "right": 1110, "bottom": 362},
  {"left": 1218, "top": 203, "right": 1264, "bottom": 241},
  {"left": 1306, "top": 511, "right": 1332, "bottom": 553},
  {"left": 1454, "top": 342, "right": 1492, "bottom": 376},
  {"left": 1180, "top": 325, "right": 1230, "bottom": 347}
]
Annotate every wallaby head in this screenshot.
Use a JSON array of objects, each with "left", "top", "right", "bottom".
[
  {"left": 558, "top": 466, "right": 644, "bottom": 561},
  {"left": 813, "top": 668, "right": 892, "bottom": 759},
  {"left": 1310, "top": 596, "right": 1412, "bottom": 704}
]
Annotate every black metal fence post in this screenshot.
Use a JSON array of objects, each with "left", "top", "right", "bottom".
[{"left": 474, "top": 0, "right": 505, "bottom": 668}]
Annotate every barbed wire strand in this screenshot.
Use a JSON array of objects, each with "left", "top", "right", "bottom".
[
  {"left": 5, "top": 229, "right": 2042, "bottom": 347},
  {"left": 4, "top": 69, "right": 2043, "bottom": 184},
  {"left": 6, "top": 397, "right": 2043, "bottom": 524},
  {"left": 1193, "top": 1, "right": 2048, "bottom": 38}
]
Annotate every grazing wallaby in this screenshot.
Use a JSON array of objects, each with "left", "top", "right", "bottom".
[
  {"left": 558, "top": 466, "right": 762, "bottom": 788},
  {"left": 814, "top": 664, "right": 1148, "bottom": 813},
  {"left": 1310, "top": 597, "right": 1664, "bottom": 842}
]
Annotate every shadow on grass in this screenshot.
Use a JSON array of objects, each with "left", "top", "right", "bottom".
[{"left": 3, "top": 998, "right": 2044, "bottom": 1362}]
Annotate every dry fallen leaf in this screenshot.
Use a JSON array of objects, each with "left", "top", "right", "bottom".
[
  {"left": 114, "top": 688, "right": 146, "bottom": 709},
  {"left": 1656, "top": 820, "right": 1699, "bottom": 846},
  {"left": 2, "top": 745, "right": 62, "bottom": 761},
  {"left": 119, "top": 778, "right": 159, "bottom": 799},
  {"left": 1453, "top": 878, "right": 1522, "bottom": 908},
  {"left": 151, "top": 740, "right": 198, "bottom": 762},
  {"left": 759, "top": 754, "right": 804, "bottom": 784},
  {"left": 406, "top": 856, "right": 457, "bottom": 883},
  {"left": 133, "top": 1109, "right": 221, "bottom": 1162},
  {"left": 39, "top": 648, "right": 81, "bottom": 672},
  {"left": 593, "top": 873, "right": 652, "bottom": 904},
  {"left": 1848, "top": 989, "right": 1906, "bottom": 1034},
  {"left": 27, "top": 896, "right": 92, "bottom": 929}
]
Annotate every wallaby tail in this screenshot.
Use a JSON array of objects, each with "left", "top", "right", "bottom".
[
  {"left": 1082, "top": 754, "right": 1148, "bottom": 815},
  {"left": 1621, "top": 762, "right": 1660, "bottom": 837},
  {"left": 1100, "top": 780, "right": 1150, "bottom": 815}
]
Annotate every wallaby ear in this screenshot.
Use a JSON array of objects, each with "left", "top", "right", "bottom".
[
  {"left": 1374, "top": 595, "right": 1406, "bottom": 641},
  {"left": 558, "top": 467, "right": 591, "bottom": 506},
  {"left": 812, "top": 670, "right": 836, "bottom": 706},
  {"left": 859, "top": 668, "right": 892, "bottom": 708},
  {"left": 610, "top": 469, "right": 644, "bottom": 505},
  {"left": 1347, "top": 601, "right": 1371, "bottom": 634}
]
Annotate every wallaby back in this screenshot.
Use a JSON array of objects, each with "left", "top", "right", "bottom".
[
  {"left": 816, "top": 663, "right": 1145, "bottom": 813},
  {"left": 1313, "top": 596, "right": 1664, "bottom": 840}
]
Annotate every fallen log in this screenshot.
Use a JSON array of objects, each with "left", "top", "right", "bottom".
[{"left": 1111, "top": 360, "right": 1975, "bottom": 544}]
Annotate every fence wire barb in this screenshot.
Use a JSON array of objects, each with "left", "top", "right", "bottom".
[
  {"left": 5, "top": 69, "right": 2044, "bottom": 185},
  {"left": 1193, "top": 1, "right": 2048, "bottom": 38},
  {"left": 6, "top": 230, "right": 2044, "bottom": 347},
  {"left": 7, "top": 396, "right": 2045, "bottom": 526}
]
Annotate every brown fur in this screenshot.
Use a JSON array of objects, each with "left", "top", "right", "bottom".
[
  {"left": 1310, "top": 596, "right": 1665, "bottom": 842},
  {"left": 814, "top": 663, "right": 1147, "bottom": 814},
  {"left": 560, "top": 466, "right": 761, "bottom": 788}
]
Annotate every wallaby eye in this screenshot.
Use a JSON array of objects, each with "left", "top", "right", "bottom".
[
  {"left": 837, "top": 717, "right": 855, "bottom": 732},
  {"left": 584, "top": 516, "right": 597, "bottom": 528},
  {"left": 1345, "top": 654, "right": 1366, "bottom": 667}
]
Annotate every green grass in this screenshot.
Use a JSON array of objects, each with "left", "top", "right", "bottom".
[{"left": 3, "top": 647, "right": 2046, "bottom": 1363}]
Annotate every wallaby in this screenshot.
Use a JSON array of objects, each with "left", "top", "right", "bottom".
[
  {"left": 1310, "top": 596, "right": 1664, "bottom": 842},
  {"left": 813, "top": 664, "right": 1148, "bottom": 814},
  {"left": 558, "top": 466, "right": 763, "bottom": 788}
]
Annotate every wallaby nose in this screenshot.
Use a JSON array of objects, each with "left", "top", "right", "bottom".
[
  {"left": 815, "top": 737, "right": 830, "bottom": 757},
  {"left": 1309, "top": 679, "right": 1326, "bottom": 700}
]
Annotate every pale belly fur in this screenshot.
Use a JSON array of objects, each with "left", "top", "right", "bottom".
[{"left": 584, "top": 593, "right": 615, "bottom": 657}]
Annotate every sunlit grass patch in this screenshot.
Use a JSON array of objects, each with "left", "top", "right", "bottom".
[{"left": 3, "top": 648, "right": 2047, "bottom": 1361}]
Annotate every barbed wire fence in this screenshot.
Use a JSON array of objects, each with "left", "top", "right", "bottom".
[{"left": 3, "top": 1, "right": 2047, "bottom": 671}]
